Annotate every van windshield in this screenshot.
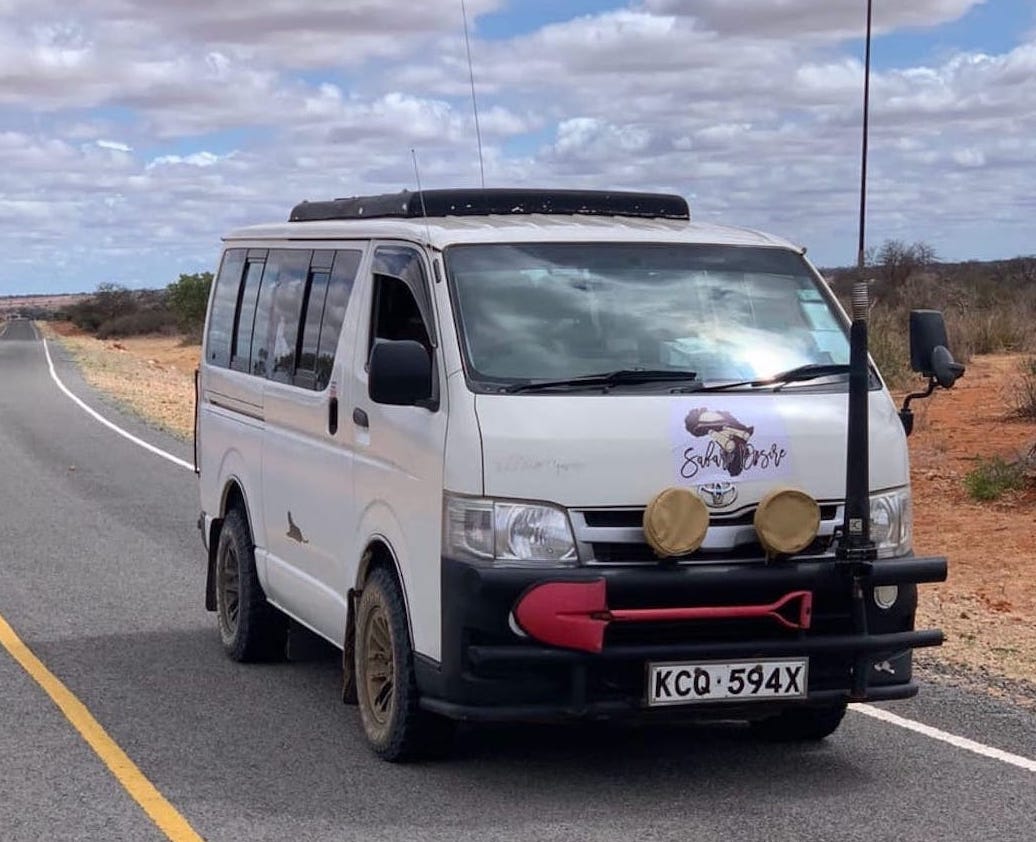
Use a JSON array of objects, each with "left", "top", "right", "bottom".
[{"left": 444, "top": 243, "right": 850, "bottom": 390}]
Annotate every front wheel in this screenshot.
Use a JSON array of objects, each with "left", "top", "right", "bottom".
[
  {"left": 750, "top": 703, "right": 847, "bottom": 741},
  {"left": 354, "top": 567, "right": 454, "bottom": 761}
]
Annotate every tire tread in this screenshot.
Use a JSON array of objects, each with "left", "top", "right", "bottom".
[{"left": 355, "top": 567, "right": 453, "bottom": 761}]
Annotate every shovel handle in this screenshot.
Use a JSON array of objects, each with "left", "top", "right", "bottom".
[{"left": 608, "top": 590, "right": 813, "bottom": 631}]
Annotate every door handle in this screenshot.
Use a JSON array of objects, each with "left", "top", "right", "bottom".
[
  {"left": 352, "top": 407, "right": 369, "bottom": 429},
  {"left": 328, "top": 397, "right": 339, "bottom": 435}
]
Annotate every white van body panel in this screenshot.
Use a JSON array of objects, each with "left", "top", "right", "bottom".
[
  {"left": 432, "top": 253, "right": 485, "bottom": 498},
  {"left": 198, "top": 367, "right": 267, "bottom": 553},
  {"left": 347, "top": 242, "right": 449, "bottom": 660},
  {"left": 259, "top": 382, "right": 353, "bottom": 644},
  {"left": 442, "top": 370, "right": 484, "bottom": 497},
  {"left": 256, "top": 244, "right": 369, "bottom": 645},
  {"left": 475, "top": 391, "right": 909, "bottom": 508}
]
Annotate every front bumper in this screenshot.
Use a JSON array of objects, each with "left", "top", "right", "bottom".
[{"left": 416, "top": 556, "right": 946, "bottom": 722}]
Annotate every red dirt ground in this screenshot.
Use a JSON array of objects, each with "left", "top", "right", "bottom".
[{"left": 907, "top": 354, "right": 1036, "bottom": 682}]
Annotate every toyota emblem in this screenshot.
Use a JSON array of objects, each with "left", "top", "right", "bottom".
[{"left": 698, "top": 481, "right": 738, "bottom": 508}]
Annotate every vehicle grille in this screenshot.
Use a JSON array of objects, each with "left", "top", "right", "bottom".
[{"left": 571, "top": 503, "right": 843, "bottom": 565}]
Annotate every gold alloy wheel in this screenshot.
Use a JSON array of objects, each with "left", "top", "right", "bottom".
[{"left": 362, "top": 603, "right": 395, "bottom": 728}]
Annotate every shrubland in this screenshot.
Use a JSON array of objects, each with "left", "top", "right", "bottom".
[
  {"left": 58, "top": 272, "right": 212, "bottom": 343},
  {"left": 828, "top": 242, "right": 1036, "bottom": 390}
]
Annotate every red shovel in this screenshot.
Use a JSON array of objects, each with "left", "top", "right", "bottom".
[{"left": 513, "top": 580, "right": 813, "bottom": 654}]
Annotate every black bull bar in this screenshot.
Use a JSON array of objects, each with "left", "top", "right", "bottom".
[{"left": 464, "top": 556, "right": 947, "bottom": 702}]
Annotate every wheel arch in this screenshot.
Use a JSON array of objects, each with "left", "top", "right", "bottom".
[{"left": 342, "top": 536, "right": 411, "bottom": 706}]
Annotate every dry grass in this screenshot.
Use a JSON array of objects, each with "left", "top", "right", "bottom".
[
  {"left": 1006, "top": 356, "right": 1036, "bottom": 421},
  {"left": 40, "top": 321, "right": 199, "bottom": 440},
  {"left": 841, "top": 260, "right": 1036, "bottom": 391}
]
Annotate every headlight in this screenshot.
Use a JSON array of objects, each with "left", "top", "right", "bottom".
[
  {"left": 444, "top": 494, "right": 577, "bottom": 567},
  {"left": 869, "top": 488, "right": 912, "bottom": 559}
]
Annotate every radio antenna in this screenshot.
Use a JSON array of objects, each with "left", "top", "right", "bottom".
[
  {"left": 411, "top": 148, "right": 433, "bottom": 243},
  {"left": 856, "top": 0, "right": 873, "bottom": 272},
  {"left": 460, "top": 0, "right": 486, "bottom": 188}
]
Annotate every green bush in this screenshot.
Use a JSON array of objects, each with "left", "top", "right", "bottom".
[
  {"left": 166, "top": 272, "right": 212, "bottom": 335},
  {"left": 964, "top": 457, "right": 1026, "bottom": 502}
]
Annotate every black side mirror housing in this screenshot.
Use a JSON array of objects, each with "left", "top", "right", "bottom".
[
  {"left": 369, "top": 340, "right": 433, "bottom": 406},
  {"left": 909, "top": 310, "right": 964, "bottom": 389}
]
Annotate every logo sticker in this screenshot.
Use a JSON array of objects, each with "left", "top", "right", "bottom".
[
  {"left": 698, "top": 481, "right": 738, "bottom": 508},
  {"left": 673, "top": 405, "right": 792, "bottom": 484}
]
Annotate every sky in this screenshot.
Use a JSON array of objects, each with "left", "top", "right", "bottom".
[{"left": 1, "top": 0, "right": 1034, "bottom": 294}]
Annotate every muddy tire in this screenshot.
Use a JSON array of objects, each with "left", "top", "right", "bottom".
[
  {"left": 354, "top": 567, "right": 454, "bottom": 761},
  {"left": 750, "top": 703, "right": 847, "bottom": 741},
  {"left": 215, "top": 507, "right": 287, "bottom": 662}
]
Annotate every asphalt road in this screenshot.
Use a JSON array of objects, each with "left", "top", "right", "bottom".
[{"left": 1, "top": 317, "right": 1034, "bottom": 842}]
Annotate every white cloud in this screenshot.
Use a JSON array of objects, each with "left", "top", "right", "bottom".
[
  {"left": 643, "top": 0, "right": 984, "bottom": 39},
  {"left": 96, "top": 139, "right": 131, "bottom": 152},
  {"left": 146, "top": 151, "right": 227, "bottom": 169},
  {"left": 553, "top": 118, "right": 654, "bottom": 161},
  {"left": 0, "top": 1, "right": 1032, "bottom": 293}
]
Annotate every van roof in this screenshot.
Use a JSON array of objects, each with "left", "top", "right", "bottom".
[
  {"left": 223, "top": 188, "right": 801, "bottom": 252},
  {"left": 225, "top": 214, "right": 801, "bottom": 253}
]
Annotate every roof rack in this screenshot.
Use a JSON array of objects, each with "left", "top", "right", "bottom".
[{"left": 288, "top": 188, "right": 689, "bottom": 223}]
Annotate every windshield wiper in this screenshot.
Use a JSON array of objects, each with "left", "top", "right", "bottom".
[
  {"left": 502, "top": 369, "right": 700, "bottom": 394},
  {"left": 681, "top": 363, "right": 851, "bottom": 393}
]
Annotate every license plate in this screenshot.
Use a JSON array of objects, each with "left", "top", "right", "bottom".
[{"left": 647, "top": 658, "right": 808, "bottom": 706}]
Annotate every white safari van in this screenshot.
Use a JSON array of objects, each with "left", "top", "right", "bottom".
[{"left": 197, "top": 188, "right": 960, "bottom": 760}]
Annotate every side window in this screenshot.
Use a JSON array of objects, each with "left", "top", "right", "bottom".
[
  {"left": 249, "top": 249, "right": 310, "bottom": 378},
  {"left": 267, "top": 250, "right": 311, "bottom": 384},
  {"left": 296, "top": 271, "right": 330, "bottom": 384},
  {"left": 315, "top": 250, "right": 361, "bottom": 389},
  {"left": 370, "top": 276, "right": 431, "bottom": 352},
  {"left": 230, "top": 253, "right": 266, "bottom": 372},
  {"left": 296, "top": 249, "right": 361, "bottom": 391},
  {"left": 368, "top": 246, "right": 435, "bottom": 356},
  {"left": 206, "top": 249, "right": 245, "bottom": 368}
]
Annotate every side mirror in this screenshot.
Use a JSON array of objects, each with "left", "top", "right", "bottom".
[
  {"left": 909, "top": 310, "right": 964, "bottom": 389},
  {"left": 369, "top": 340, "right": 433, "bottom": 406}
]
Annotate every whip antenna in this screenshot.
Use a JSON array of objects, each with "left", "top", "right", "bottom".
[
  {"left": 460, "top": 0, "right": 486, "bottom": 188},
  {"left": 411, "top": 148, "right": 433, "bottom": 244},
  {"left": 857, "top": 0, "right": 873, "bottom": 272}
]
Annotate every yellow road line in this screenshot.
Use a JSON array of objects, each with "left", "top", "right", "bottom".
[{"left": 0, "top": 613, "right": 205, "bottom": 842}]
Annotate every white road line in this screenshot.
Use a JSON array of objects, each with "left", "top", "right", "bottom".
[
  {"left": 852, "top": 704, "right": 1036, "bottom": 772},
  {"left": 41, "top": 334, "right": 194, "bottom": 472},
  {"left": 31, "top": 326, "right": 1036, "bottom": 775}
]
